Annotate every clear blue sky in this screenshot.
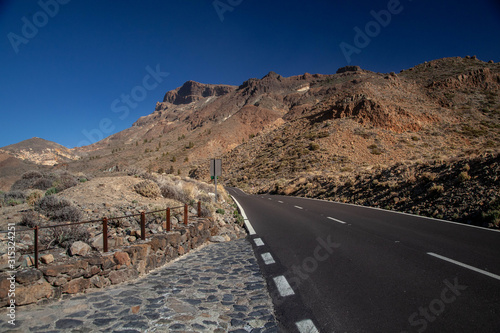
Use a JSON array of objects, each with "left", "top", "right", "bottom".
[{"left": 1, "top": 0, "right": 499, "bottom": 148}]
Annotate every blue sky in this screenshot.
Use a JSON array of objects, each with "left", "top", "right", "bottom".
[{"left": 1, "top": 0, "right": 499, "bottom": 148}]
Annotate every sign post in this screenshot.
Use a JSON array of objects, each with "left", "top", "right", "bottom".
[{"left": 210, "top": 159, "right": 222, "bottom": 202}]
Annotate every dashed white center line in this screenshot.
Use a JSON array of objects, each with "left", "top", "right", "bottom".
[
  {"left": 273, "top": 275, "right": 295, "bottom": 297},
  {"left": 268, "top": 198, "right": 272, "bottom": 200},
  {"left": 278, "top": 200, "right": 284, "bottom": 203},
  {"left": 294, "top": 205, "right": 303, "bottom": 210},
  {"left": 254, "top": 238, "right": 264, "bottom": 247},
  {"left": 261, "top": 252, "right": 275, "bottom": 265},
  {"left": 327, "top": 216, "right": 346, "bottom": 224},
  {"left": 427, "top": 252, "right": 500, "bottom": 281},
  {"left": 296, "top": 319, "right": 320, "bottom": 333}
]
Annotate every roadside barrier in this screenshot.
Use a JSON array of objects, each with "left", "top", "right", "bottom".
[{"left": 1, "top": 201, "right": 203, "bottom": 269}]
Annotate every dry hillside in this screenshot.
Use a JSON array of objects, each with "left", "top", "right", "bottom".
[{"left": 1, "top": 56, "right": 498, "bottom": 227}]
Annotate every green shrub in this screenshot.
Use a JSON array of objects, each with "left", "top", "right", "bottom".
[
  {"left": 36, "top": 195, "right": 82, "bottom": 222},
  {"left": 309, "top": 142, "right": 320, "bottom": 151},
  {"left": 41, "top": 224, "right": 90, "bottom": 249},
  {"left": 37, "top": 195, "right": 70, "bottom": 212},
  {"left": 20, "top": 210, "right": 40, "bottom": 228},
  {"left": 428, "top": 183, "right": 444, "bottom": 195},
  {"left": 458, "top": 171, "right": 471, "bottom": 182},
  {"left": 134, "top": 180, "right": 161, "bottom": 198},
  {"left": 7, "top": 199, "right": 22, "bottom": 206},
  {"left": 482, "top": 199, "right": 500, "bottom": 228},
  {"left": 45, "top": 187, "right": 58, "bottom": 196},
  {"left": 421, "top": 172, "right": 437, "bottom": 182},
  {"left": 216, "top": 208, "right": 225, "bottom": 215},
  {"left": 51, "top": 206, "right": 82, "bottom": 222},
  {"left": 22, "top": 170, "right": 43, "bottom": 179},
  {"left": 33, "top": 178, "right": 54, "bottom": 190},
  {"left": 233, "top": 210, "right": 244, "bottom": 226},
  {"left": 368, "top": 144, "right": 382, "bottom": 155},
  {"left": 26, "top": 190, "right": 44, "bottom": 206}
]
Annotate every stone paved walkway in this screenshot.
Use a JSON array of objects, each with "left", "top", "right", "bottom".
[{"left": 0, "top": 239, "right": 278, "bottom": 333}]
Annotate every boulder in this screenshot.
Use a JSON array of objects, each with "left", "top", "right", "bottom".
[
  {"left": 108, "top": 269, "right": 137, "bottom": 285},
  {"left": 21, "top": 255, "right": 35, "bottom": 267},
  {"left": 16, "top": 281, "right": 53, "bottom": 305},
  {"left": 16, "top": 269, "right": 42, "bottom": 284},
  {"left": 90, "top": 275, "right": 110, "bottom": 288},
  {"left": 70, "top": 241, "right": 91, "bottom": 256},
  {"left": 209, "top": 236, "right": 227, "bottom": 243},
  {"left": 113, "top": 252, "right": 131, "bottom": 266},
  {"left": 91, "top": 234, "right": 104, "bottom": 250},
  {"left": 40, "top": 254, "right": 54, "bottom": 264},
  {"left": 62, "top": 277, "right": 91, "bottom": 294}
]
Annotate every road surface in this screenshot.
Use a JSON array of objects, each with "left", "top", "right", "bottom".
[{"left": 226, "top": 187, "right": 500, "bottom": 333}]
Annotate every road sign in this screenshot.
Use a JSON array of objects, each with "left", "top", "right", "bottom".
[
  {"left": 210, "top": 159, "right": 222, "bottom": 202},
  {"left": 210, "top": 159, "right": 222, "bottom": 177}
]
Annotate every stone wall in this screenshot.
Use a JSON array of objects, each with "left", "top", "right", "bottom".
[{"left": 0, "top": 218, "right": 213, "bottom": 307}]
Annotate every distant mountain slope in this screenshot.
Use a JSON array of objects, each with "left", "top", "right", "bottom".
[
  {"left": 0, "top": 137, "right": 80, "bottom": 166},
  {"left": 2, "top": 57, "right": 499, "bottom": 196},
  {"left": 0, "top": 152, "right": 44, "bottom": 191}
]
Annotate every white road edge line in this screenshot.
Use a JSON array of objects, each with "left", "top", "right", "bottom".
[
  {"left": 294, "top": 205, "right": 303, "bottom": 210},
  {"left": 230, "top": 195, "right": 256, "bottom": 235},
  {"left": 261, "top": 252, "right": 276, "bottom": 265},
  {"left": 427, "top": 252, "right": 500, "bottom": 281},
  {"left": 297, "top": 196, "right": 500, "bottom": 233},
  {"left": 295, "top": 319, "right": 320, "bottom": 333},
  {"left": 273, "top": 275, "right": 295, "bottom": 297},
  {"left": 254, "top": 238, "right": 264, "bottom": 246},
  {"left": 327, "top": 216, "right": 346, "bottom": 224}
]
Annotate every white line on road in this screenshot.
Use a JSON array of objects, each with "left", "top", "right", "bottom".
[
  {"left": 230, "top": 195, "right": 256, "bottom": 235},
  {"left": 327, "top": 216, "right": 346, "bottom": 224},
  {"left": 427, "top": 252, "right": 500, "bottom": 281},
  {"left": 254, "top": 238, "right": 264, "bottom": 246},
  {"left": 278, "top": 200, "right": 284, "bottom": 203},
  {"left": 273, "top": 275, "right": 295, "bottom": 297},
  {"left": 296, "top": 319, "right": 320, "bottom": 333},
  {"left": 294, "top": 205, "right": 303, "bottom": 210},
  {"left": 261, "top": 252, "right": 276, "bottom": 265},
  {"left": 299, "top": 196, "right": 500, "bottom": 233}
]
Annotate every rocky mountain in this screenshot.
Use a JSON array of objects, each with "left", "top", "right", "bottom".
[
  {"left": 0, "top": 138, "right": 82, "bottom": 190},
  {"left": 1, "top": 57, "right": 499, "bottom": 227},
  {"left": 0, "top": 137, "right": 80, "bottom": 166}
]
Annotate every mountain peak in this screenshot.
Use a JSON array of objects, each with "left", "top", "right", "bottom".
[
  {"left": 163, "top": 81, "right": 237, "bottom": 105},
  {"left": 262, "top": 71, "right": 282, "bottom": 80}
]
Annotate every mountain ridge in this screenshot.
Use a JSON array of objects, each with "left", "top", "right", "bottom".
[{"left": 1, "top": 57, "right": 499, "bottom": 201}]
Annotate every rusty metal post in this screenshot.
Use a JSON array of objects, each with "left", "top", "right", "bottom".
[
  {"left": 166, "top": 207, "right": 171, "bottom": 232},
  {"left": 198, "top": 201, "right": 201, "bottom": 218},
  {"left": 34, "top": 226, "right": 39, "bottom": 269},
  {"left": 184, "top": 204, "right": 188, "bottom": 225},
  {"left": 141, "top": 212, "right": 146, "bottom": 240},
  {"left": 102, "top": 217, "right": 108, "bottom": 253}
]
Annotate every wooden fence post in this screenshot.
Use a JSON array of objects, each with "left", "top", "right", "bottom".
[
  {"left": 166, "top": 207, "right": 171, "bottom": 232},
  {"left": 141, "top": 212, "right": 146, "bottom": 240},
  {"left": 102, "top": 217, "right": 108, "bottom": 253},
  {"left": 34, "top": 226, "right": 39, "bottom": 269},
  {"left": 184, "top": 204, "right": 188, "bottom": 225}
]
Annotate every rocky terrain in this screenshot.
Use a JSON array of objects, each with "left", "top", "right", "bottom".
[
  {"left": 0, "top": 137, "right": 80, "bottom": 166},
  {"left": 265, "top": 152, "right": 500, "bottom": 228},
  {"left": 0, "top": 56, "right": 498, "bottom": 230},
  {"left": 0, "top": 169, "right": 246, "bottom": 273}
]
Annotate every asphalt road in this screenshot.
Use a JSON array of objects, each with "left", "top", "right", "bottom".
[{"left": 226, "top": 187, "right": 500, "bottom": 333}]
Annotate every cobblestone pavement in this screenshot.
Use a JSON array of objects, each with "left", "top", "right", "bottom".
[{"left": 0, "top": 238, "right": 278, "bottom": 333}]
